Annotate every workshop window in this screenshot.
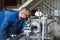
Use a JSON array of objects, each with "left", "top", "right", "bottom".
[{"left": 4, "top": 0, "right": 17, "bottom": 6}]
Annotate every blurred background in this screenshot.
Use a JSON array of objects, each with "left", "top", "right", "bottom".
[{"left": 0, "top": 0, "right": 60, "bottom": 40}]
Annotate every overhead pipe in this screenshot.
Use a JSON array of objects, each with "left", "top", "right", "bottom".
[{"left": 17, "top": 0, "right": 33, "bottom": 11}]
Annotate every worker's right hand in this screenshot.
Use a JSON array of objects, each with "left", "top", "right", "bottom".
[{"left": 7, "top": 38, "right": 11, "bottom": 40}]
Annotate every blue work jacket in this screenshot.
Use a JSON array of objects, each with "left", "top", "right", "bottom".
[{"left": 0, "top": 10, "right": 26, "bottom": 40}]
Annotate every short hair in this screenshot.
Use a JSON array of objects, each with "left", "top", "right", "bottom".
[{"left": 20, "top": 7, "right": 31, "bottom": 14}]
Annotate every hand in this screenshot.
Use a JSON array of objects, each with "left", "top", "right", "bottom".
[{"left": 7, "top": 38, "right": 10, "bottom": 40}]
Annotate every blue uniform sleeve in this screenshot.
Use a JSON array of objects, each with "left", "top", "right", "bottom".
[{"left": 0, "top": 14, "right": 11, "bottom": 40}]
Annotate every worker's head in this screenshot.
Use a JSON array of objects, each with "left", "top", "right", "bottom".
[{"left": 19, "top": 7, "right": 31, "bottom": 20}]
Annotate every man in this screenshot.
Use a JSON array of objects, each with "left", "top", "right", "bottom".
[{"left": 0, "top": 7, "right": 31, "bottom": 40}]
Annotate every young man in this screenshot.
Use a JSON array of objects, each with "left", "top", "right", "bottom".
[{"left": 0, "top": 7, "right": 31, "bottom": 40}]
